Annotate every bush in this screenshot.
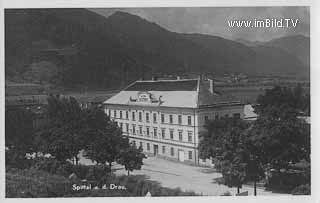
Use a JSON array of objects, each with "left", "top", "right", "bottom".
[
  {"left": 291, "top": 184, "right": 310, "bottom": 195},
  {"left": 220, "top": 191, "right": 232, "bottom": 196},
  {"left": 6, "top": 168, "right": 72, "bottom": 197},
  {"left": 30, "top": 157, "right": 73, "bottom": 176},
  {"left": 5, "top": 150, "right": 33, "bottom": 169}
]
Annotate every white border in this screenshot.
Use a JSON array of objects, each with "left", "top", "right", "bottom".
[{"left": 1, "top": 1, "right": 319, "bottom": 203}]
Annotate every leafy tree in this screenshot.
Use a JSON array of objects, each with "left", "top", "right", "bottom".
[
  {"left": 5, "top": 107, "right": 35, "bottom": 164},
  {"left": 83, "top": 109, "right": 129, "bottom": 170},
  {"left": 248, "top": 85, "right": 310, "bottom": 192},
  {"left": 199, "top": 118, "right": 257, "bottom": 194},
  {"left": 37, "top": 95, "right": 87, "bottom": 163},
  {"left": 119, "top": 144, "right": 146, "bottom": 176}
]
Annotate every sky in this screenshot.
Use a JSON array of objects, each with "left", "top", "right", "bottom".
[{"left": 90, "top": 7, "right": 309, "bottom": 42}]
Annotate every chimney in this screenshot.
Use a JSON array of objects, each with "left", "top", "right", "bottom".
[{"left": 208, "top": 79, "right": 214, "bottom": 94}]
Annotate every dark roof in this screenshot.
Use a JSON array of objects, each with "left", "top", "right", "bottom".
[
  {"left": 125, "top": 80, "right": 198, "bottom": 91},
  {"left": 197, "top": 80, "right": 241, "bottom": 106}
]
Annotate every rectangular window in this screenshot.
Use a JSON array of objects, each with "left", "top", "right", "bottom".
[
  {"left": 139, "top": 125, "right": 143, "bottom": 135},
  {"left": 126, "top": 123, "right": 129, "bottom": 132},
  {"left": 188, "top": 131, "right": 193, "bottom": 143},
  {"left": 147, "top": 143, "right": 150, "bottom": 151},
  {"left": 132, "top": 112, "right": 136, "bottom": 121},
  {"left": 120, "top": 123, "right": 123, "bottom": 131},
  {"left": 132, "top": 141, "right": 136, "bottom": 147},
  {"left": 215, "top": 113, "right": 219, "bottom": 120},
  {"left": 153, "top": 128, "right": 157, "bottom": 137},
  {"left": 204, "top": 115, "right": 208, "bottom": 122},
  {"left": 225, "top": 114, "right": 229, "bottom": 118},
  {"left": 126, "top": 111, "right": 129, "bottom": 119},
  {"left": 161, "top": 128, "right": 165, "bottom": 139},
  {"left": 114, "top": 110, "right": 117, "bottom": 118},
  {"left": 132, "top": 124, "right": 136, "bottom": 135},
  {"left": 139, "top": 112, "right": 142, "bottom": 122},
  {"left": 178, "top": 115, "right": 182, "bottom": 124},
  {"left": 233, "top": 113, "right": 241, "bottom": 119},
  {"left": 169, "top": 115, "right": 173, "bottom": 124},
  {"left": 178, "top": 130, "right": 183, "bottom": 141},
  {"left": 140, "top": 142, "right": 143, "bottom": 149},
  {"left": 146, "top": 127, "right": 150, "bottom": 136},
  {"left": 120, "top": 111, "right": 123, "bottom": 119},
  {"left": 162, "top": 146, "right": 166, "bottom": 154},
  {"left": 146, "top": 113, "right": 149, "bottom": 122},
  {"left": 170, "top": 147, "right": 174, "bottom": 156},
  {"left": 188, "top": 151, "right": 192, "bottom": 160},
  {"left": 188, "top": 116, "right": 192, "bottom": 125},
  {"left": 153, "top": 113, "right": 157, "bottom": 123},
  {"left": 170, "top": 130, "right": 174, "bottom": 140},
  {"left": 108, "top": 109, "right": 111, "bottom": 116},
  {"left": 161, "top": 114, "right": 165, "bottom": 123}
]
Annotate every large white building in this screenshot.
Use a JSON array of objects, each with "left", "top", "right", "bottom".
[{"left": 104, "top": 77, "right": 244, "bottom": 166}]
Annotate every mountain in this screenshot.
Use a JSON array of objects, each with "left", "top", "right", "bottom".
[
  {"left": 5, "top": 9, "right": 309, "bottom": 89},
  {"left": 263, "top": 35, "right": 310, "bottom": 67}
]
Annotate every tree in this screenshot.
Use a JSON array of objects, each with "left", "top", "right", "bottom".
[
  {"left": 37, "top": 95, "right": 87, "bottom": 163},
  {"left": 199, "top": 118, "right": 255, "bottom": 194},
  {"left": 248, "top": 85, "right": 310, "bottom": 192},
  {"left": 83, "top": 108, "right": 129, "bottom": 170},
  {"left": 5, "top": 107, "right": 35, "bottom": 163},
  {"left": 119, "top": 144, "right": 146, "bottom": 176}
]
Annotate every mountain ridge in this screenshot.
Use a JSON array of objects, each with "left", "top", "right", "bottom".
[{"left": 5, "top": 9, "right": 309, "bottom": 89}]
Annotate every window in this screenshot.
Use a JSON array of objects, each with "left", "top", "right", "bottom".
[
  {"left": 153, "top": 128, "right": 157, "bottom": 137},
  {"left": 108, "top": 109, "right": 111, "bottom": 116},
  {"left": 146, "top": 113, "right": 149, "bottom": 122},
  {"left": 153, "top": 113, "right": 157, "bottom": 123},
  {"left": 169, "top": 115, "right": 173, "bottom": 124},
  {"left": 126, "top": 123, "right": 129, "bottom": 132},
  {"left": 132, "top": 141, "right": 136, "bottom": 147},
  {"left": 126, "top": 111, "right": 129, "bottom": 119},
  {"left": 170, "top": 130, "right": 174, "bottom": 140},
  {"left": 233, "top": 113, "right": 241, "bottom": 119},
  {"left": 114, "top": 110, "right": 117, "bottom": 118},
  {"left": 204, "top": 115, "right": 208, "bottom": 122},
  {"left": 188, "top": 151, "right": 192, "bottom": 160},
  {"left": 146, "top": 127, "right": 150, "bottom": 136},
  {"left": 147, "top": 143, "right": 150, "bottom": 151},
  {"left": 225, "top": 114, "right": 229, "bottom": 118},
  {"left": 120, "top": 111, "right": 123, "bottom": 119},
  {"left": 139, "top": 112, "right": 142, "bottom": 122},
  {"left": 178, "top": 115, "right": 182, "bottom": 124},
  {"left": 170, "top": 147, "right": 174, "bottom": 156},
  {"left": 132, "top": 124, "right": 136, "bottom": 135},
  {"left": 161, "top": 114, "right": 165, "bottom": 123},
  {"left": 188, "top": 131, "right": 193, "bottom": 143},
  {"left": 162, "top": 146, "right": 166, "bottom": 154},
  {"left": 120, "top": 123, "right": 123, "bottom": 131},
  {"left": 161, "top": 128, "right": 165, "bottom": 139},
  {"left": 132, "top": 112, "right": 136, "bottom": 121},
  {"left": 178, "top": 130, "right": 183, "bottom": 141},
  {"left": 139, "top": 126, "right": 143, "bottom": 135},
  {"left": 139, "top": 142, "right": 143, "bottom": 149},
  {"left": 187, "top": 116, "right": 192, "bottom": 125},
  {"left": 215, "top": 113, "right": 219, "bottom": 120}
]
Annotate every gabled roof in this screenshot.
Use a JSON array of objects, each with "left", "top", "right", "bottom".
[{"left": 104, "top": 78, "right": 241, "bottom": 108}]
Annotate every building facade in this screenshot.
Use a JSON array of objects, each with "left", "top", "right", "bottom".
[{"left": 104, "top": 78, "right": 244, "bottom": 166}]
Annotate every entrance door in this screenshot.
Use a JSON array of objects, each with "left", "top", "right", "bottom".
[
  {"left": 178, "top": 150, "right": 184, "bottom": 162},
  {"left": 153, "top": 144, "right": 158, "bottom": 156}
]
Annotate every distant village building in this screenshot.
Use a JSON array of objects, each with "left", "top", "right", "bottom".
[
  {"left": 243, "top": 104, "right": 258, "bottom": 121},
  {"left": 104, "top": 77, "right": 244, "bottom": 166}
]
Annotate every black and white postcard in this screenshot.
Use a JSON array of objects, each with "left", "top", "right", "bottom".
[{"left": 1, "top": 0, "right": 318, "bottom": 202}]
